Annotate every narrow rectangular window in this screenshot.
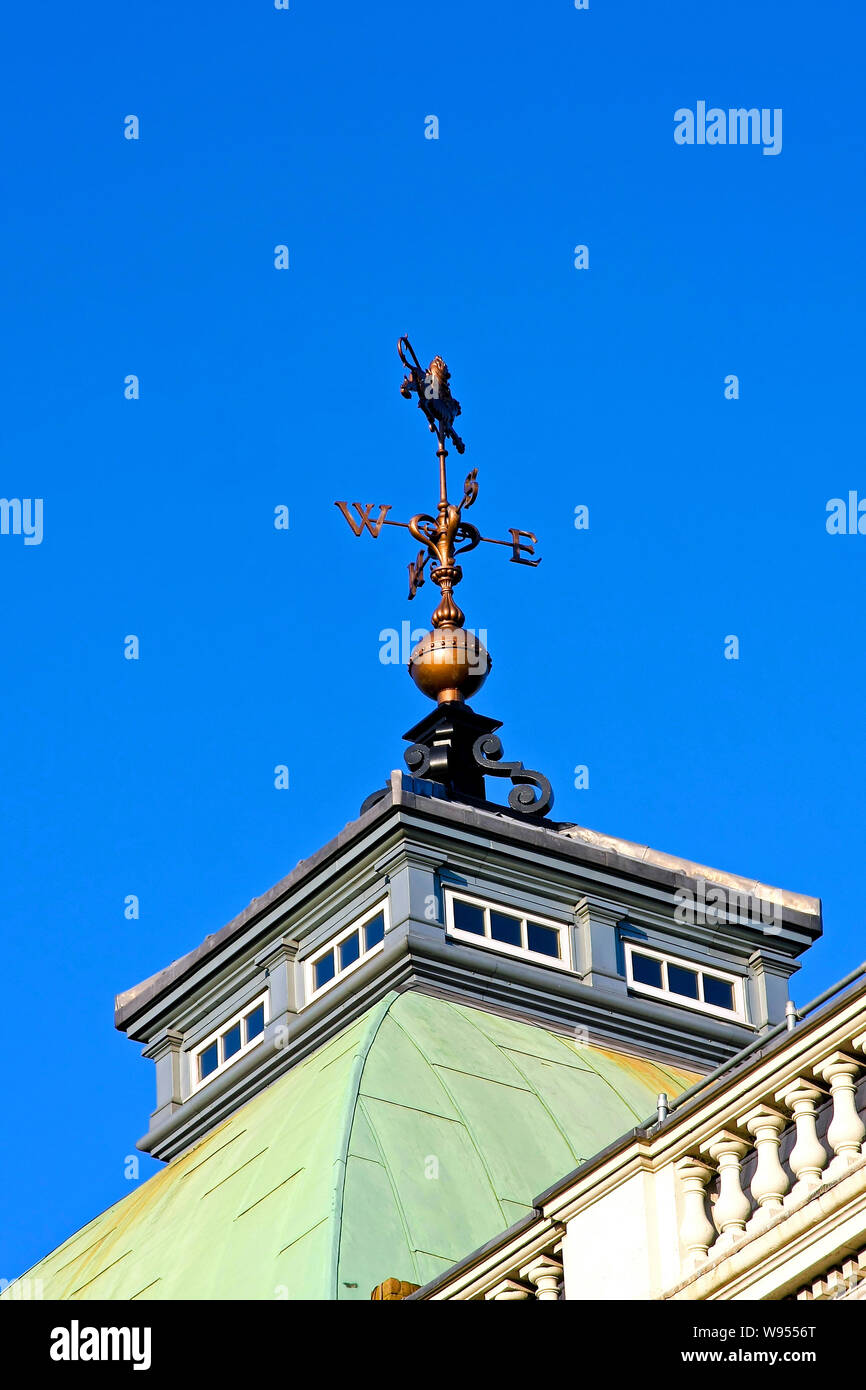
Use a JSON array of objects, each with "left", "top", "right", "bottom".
[
  {"left": 626, "top": 943, "right": 743, "bottom": 1021},
  {"left": 703, "top": 974, "right": 735, "bottom": 1011},
  {"left": 245, "top": 1004, "right": 265, "bottom": 1041},
  {"left": 446, "top": 892, "right": 569, "bottom": 971},
  {"left": 489, "top": 910, "right": 522, "bottom": 947},
  {"left": 667, "top": 963, "right": 700, "bottom": 1000},
  {"left": 222, "top": 1022, "right": 242, "bottom": 1060},
  {"left": 631, "top": 951, "right": 663, "bottom": 990},
  {"left": 306, "top": 901, "right": 390, "bottom": 1002},
  {"left": 452, "top": 899, "right": 484, "bottom": 936},
  {"left": 526, "top": 921, "right": 559, "bottom": 959},
  {"left": 192, "top": 993, "right": 268, "bottom": 1092},
  {"left": 364, "top": 912, "right": 385, "bottom": 950},
  {"left": 315, "top": 951, "right": 336, "bottom": 990},
  {"left": 199, "top": 1042, "right": 219, "bottom": 1080},
  {"left": 340, "top": 931, "right": 360, "bottom": 969}
]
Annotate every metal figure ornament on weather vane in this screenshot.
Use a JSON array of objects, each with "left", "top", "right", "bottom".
[{"left": 334, "top": 336, "right": 553, "bottom": 817}]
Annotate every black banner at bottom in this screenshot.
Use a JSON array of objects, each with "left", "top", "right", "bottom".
[{"left": 0, "top": 1294, "right": 857, "bottom": 1377}]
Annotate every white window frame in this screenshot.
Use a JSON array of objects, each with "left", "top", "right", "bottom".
[
  {"left": 190, "top": 991, "right": 270, "bottom": 1093},
  {"left": 623, "top": 941, "right": 746, "bottom": 1022},
  {"left": 445, "top": 889, "right": 571, "bottom": 971},
  {"left": 305, "top": 898, "right": 390, "bottom": 1003}
]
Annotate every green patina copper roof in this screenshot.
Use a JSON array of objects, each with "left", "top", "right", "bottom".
[{"left": 7, "top": 992, "right": 697, "bottom": 1300}]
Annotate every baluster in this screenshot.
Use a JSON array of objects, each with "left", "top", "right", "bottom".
[
  {"left": 518, "top": 1255, "right": 563, "bottom": 1301},
  {"left": 813, "top": 1052, "right": 866, "bottom": 1177},
  {"left": 738, "top": 1104, "right": 789, "bottom": 1226},
  {"left": 676, "top": 1156, "right": 717, "bottom": 1269},
  {"left": 700, "top": 1130, "right": 751, "bottom": 1247},
  {"left": 775, "top": 1077, "right": 828, "bottom": 1202}
]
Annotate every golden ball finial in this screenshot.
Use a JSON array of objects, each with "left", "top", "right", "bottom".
[{"left": 408, "top": 628, "right": 491, "bottom": 705}]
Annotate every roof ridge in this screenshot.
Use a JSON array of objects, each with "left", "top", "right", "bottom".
[{"left": 328, "top": 990, "right": 400, "bottom": 1298}]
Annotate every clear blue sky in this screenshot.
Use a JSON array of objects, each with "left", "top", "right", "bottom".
[{"left": 2, "top": 0, "right": 864, "bottom": 1282}]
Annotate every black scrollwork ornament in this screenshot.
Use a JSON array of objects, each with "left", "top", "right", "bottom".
[{"left": 472, "top": 733, "right": 554, "bottom": 818}]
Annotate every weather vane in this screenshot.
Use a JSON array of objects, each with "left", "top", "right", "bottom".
[{"left": 334, "top": 335, "right": 553, "bottom": 817}]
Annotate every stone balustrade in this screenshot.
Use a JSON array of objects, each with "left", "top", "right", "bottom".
[{"left": 676, "top": 1034, "right": 866, "bottom": 1273}]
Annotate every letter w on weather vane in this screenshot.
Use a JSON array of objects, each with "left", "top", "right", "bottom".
[{"left": 334, "top": 335, "right": 541, "bottom": 630}]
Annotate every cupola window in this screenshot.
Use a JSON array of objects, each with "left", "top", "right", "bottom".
[
  {"left": 192, "top": 994, "right": 269, "bottom": 1091},
  {"left": 445, "top": 890, "right": 570, "bottom": 969},
  {"left": 624, "top": 942, "right": 745, "bottom": 1021},
  {"left": 307, "top": 901, "right": 390, "bottom": 1000}
]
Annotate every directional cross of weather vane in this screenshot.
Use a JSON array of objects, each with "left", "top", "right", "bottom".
[{"left": 335, "top": 335, "right": 541, "bottom": 633}]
